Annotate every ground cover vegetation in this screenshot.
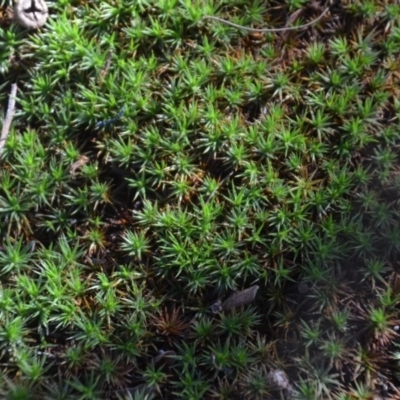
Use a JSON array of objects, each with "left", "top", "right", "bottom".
[{"left": 0, "top": 0, "right": 400, "bottom": 398}]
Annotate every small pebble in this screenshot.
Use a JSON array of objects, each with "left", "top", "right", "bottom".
[{"left": 298, "top": 282, "right": 309, "bottom": 293}]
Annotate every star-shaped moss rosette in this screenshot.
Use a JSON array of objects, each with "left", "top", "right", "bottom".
[{"left": 0, "top": 0, "right": 400, "bottom": 398}]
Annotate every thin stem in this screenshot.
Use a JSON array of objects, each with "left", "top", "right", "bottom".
[
  {"left": 203, "top": 3, "right": 330, "bottom": 33},
  {"left": 0, "top": 83, "right": 18, "bottom": 154}
]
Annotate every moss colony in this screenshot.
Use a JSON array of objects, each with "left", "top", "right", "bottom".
[{"left": 1, "top": 0, "right": 400, "bottom": 399}]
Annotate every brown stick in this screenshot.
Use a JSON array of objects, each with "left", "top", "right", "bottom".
[{"left": 0, "top": 83, "right": 18, "bottom": 154}]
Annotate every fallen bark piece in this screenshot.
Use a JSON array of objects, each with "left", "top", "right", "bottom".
[
  {"left": 70, "top": 155, "right": 90, "bottom": 177},
  {"left": 267, "top": 369, "right": 295, "bottom": 396},
  {"left": 212, "top": 285, "right": 259, "bottom": 313}
]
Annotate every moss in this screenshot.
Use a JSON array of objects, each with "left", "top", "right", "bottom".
[{"left": 0, "top": 0, "right": 400, "bottom": 398}]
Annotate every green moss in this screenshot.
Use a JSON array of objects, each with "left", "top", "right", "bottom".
[{"left": 0, "top": 0, "right": 400, "bottom": 398}]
